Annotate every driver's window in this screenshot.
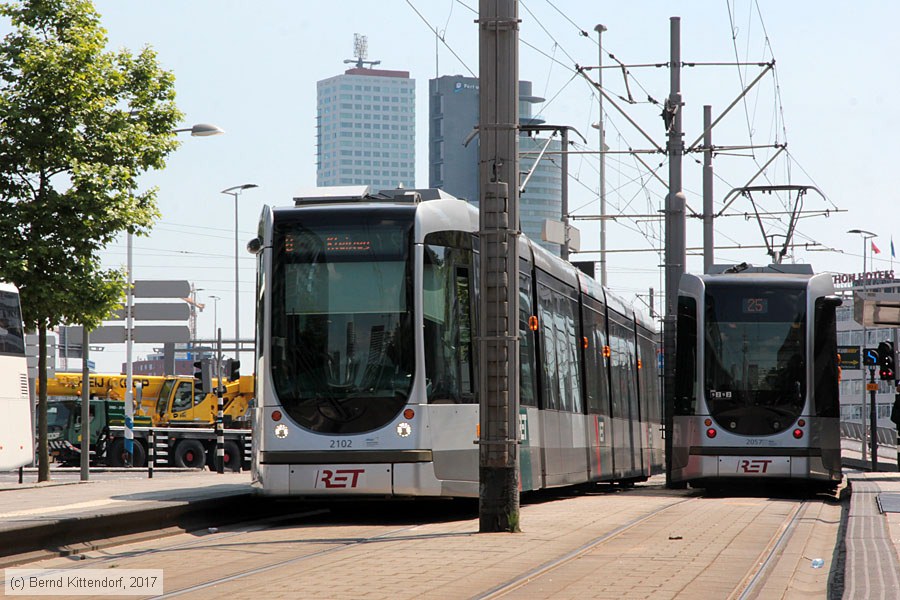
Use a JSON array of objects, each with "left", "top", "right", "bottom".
[{"left": 172, "top": 382, "right": 193, "bottom": 411}]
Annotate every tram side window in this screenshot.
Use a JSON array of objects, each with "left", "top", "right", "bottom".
[
  {"left": 537, "top": 276, "right": 582, "bottom": 413},
  {"left": 813, "top": 297, "right": 840, "bottom": 418},
  {"left": 608, "top": 313, "right": 637, "bottom": 420},
  {"left": 423, "top": 240, "right": 476, "bottom": 404},
  {"left": 519, "top": 267, "right": 538, "bottom": 407},
  {"left": 637, "top": 332, "right": 660, "bottom": 423},
  {"left": 674, "top": 296, "right": 697, "bottom": 416},
  {"left": 582, "top": 301, "right": 611, "bottom": 416}
]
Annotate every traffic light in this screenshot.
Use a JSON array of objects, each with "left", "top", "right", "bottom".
[
  {"left": 878, "top": 341, "right": 895, "bottom": 381},
  {"left": 228, "top": 359, "right": 241, "bottom": 382},
  {"left": 193, "top": 359, "right": 212, "bottom": 393}
]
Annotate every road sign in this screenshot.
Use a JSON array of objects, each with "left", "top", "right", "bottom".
[
  {"left": 133, "top": 325, "right": 190, "bottom": 344},
  {"left": 133, "top": 280, "right": 191, "bottom": 299},
  {"left": 837, "top": 345, "right": 861, "bottom": 370},
  {"left": 854, "top": 292, "right": 900, "bottom": 327},
  {"left": 864, "top": 347, "right": 879, "bottom": 366},
  {"left": 63, "top": 324, "right": 190, "bottom": 344},
  {"left": 108, "top": 303, "right": 190, "bottom": 321}
]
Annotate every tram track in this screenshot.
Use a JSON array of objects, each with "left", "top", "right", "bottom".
[
  {"left": 475, "top": 492, "right": 833, "bottom": 600},
  {"left": 5, "top": 485, "right": 841, "bottom": 599},
  {"left": 474, "top": 495, "right": 698, "bottom": 599}
]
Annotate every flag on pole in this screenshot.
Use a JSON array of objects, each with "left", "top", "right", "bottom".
[
  {"left": 892, "top": 237, "right": 896, "bottom": 258},
  {"left": 872, "top": 241, "right": 881, "bottom": 255}
]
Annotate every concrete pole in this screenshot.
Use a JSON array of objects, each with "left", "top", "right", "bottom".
[
  {"left": 561, "top": 127, "right": 569, "bottom": 261},
  {"left": 80, "top": 326, "right": 90, "bottom": 480},
  {"left": 703, "top": 105, "right": 714, "bottom": 274},
  {"left": 478, "top": 0, "right": 520, "bottom": 533},
  {"left": 595, "top": 24, "right": 608, "bottom": 287},
  {"left": 663, "top": 16, "right": 685, "bottom": 487}
]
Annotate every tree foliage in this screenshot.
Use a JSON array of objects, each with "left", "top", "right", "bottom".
[{"left": 0, "top": 0, "right": 183, "bottom": 479}]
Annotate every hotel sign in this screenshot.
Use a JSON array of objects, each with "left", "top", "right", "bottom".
[{"left": 833, "top": 270, "right": 895, "bottom": 286}]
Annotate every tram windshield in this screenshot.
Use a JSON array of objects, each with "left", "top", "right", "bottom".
[
  {"left": 270, "top": 208, "right": 415, "bottom": 434},
  {"left": 704, "top": 283, "right": 806, "bottom": 434}
]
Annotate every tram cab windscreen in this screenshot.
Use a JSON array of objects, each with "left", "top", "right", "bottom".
[
  {"left": 270, "top": 207, "right": 415, "bottom": 434},
  {"left": 704, "top": 282, "right": 806, "bottom": 435}
]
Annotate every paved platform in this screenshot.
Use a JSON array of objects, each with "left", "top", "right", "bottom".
[{"left": 0, "top": 468, "right": 898, "bottom": 597}]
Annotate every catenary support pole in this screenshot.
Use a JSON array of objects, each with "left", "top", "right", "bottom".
[
  {"left": 703, "top": 105, "right": 714, "bottom": 273},
  {"left": 664, "top": 16, "right": 684, "bottom": 487},
  {"left": 478, "top": 0, "right": 520, "bottom": 533}
]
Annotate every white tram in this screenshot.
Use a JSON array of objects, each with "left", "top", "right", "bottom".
[
  {"left": 670, "top": 265, "right": 843, "bottom": 491},
  {"left": 250, "top": 187, "right": 662, "bottom": 497},
  {"left": 0, "top": 283, "right": 32, "bottom": 471}
]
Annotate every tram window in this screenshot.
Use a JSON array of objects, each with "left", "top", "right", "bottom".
[
  {"left": 423, "top": 243, "right": 475, "bottom": 404},
  {"left": 582, "top": 302, "right": 610, "bottom": 416},
  {"left": 519, "top": 269, "right": 538, "bottom": 408},
  {"left": 608, "top": 314, "right": 637, "bottom": 420},
  {"left": 537, "top": 276, "right": 582, "bottom": 413},
  {"left": 673, "top": 296, "right": 697, "bottom": 416},
  {"left": 813, "top": 296, "right": 840, "bottom": 418}
]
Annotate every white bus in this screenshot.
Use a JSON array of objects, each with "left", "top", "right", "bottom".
[{"left": 0, "top": 283, "right": 32, "bottom": 471}]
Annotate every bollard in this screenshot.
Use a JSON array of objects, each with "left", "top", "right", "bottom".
[{"left": 148, "top": 428, "right": 154, "bottom": 479}]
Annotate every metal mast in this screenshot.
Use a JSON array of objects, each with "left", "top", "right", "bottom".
[{"left": 477, "top": 0, "right": 520, "bottom": 532}]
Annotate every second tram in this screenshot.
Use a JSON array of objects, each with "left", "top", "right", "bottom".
[
  {"left": 670, "top": 265, "right": 842, "bottom": 490},
  {"left": 250, "top": 187, "right": 663, "bottom": 497}
]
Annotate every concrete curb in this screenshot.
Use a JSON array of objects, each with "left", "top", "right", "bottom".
[{"left": 0, "top": 490, "right": 257, "bottom": 568}]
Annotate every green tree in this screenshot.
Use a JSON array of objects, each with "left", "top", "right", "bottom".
[{"left": 0, "top": 0, "right": 182, "bottom": 480}]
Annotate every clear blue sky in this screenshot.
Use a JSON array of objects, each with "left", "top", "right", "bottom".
[{"left": 14, "top": 0, "right": 898, "bottom": 370}]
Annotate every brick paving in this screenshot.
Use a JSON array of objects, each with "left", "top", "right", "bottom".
[{"left": 0, "top": 470, "right": 897, "bottom": 598}]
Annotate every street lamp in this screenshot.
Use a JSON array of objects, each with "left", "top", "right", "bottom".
[
  {"left": 121, "top": 123, "right": 223, "bottom": 468},
  {"left": 208, "top": 295, "right": 221, "bottom": 339},
  {"left": 171, "top": 123, "right": 226, "bottom": 137},
  {"left": 220, "top": 184, "right": 258, "bottom": 359},
  {"left": 847, "top": 228, "right": 877, "bottom": 468}
]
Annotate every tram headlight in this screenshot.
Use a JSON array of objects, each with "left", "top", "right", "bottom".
[
  {"left": 792, "top": 428, "right": 804, "bottom": 439},
  {"left": 274, "top": 423, "right": 289, "bottom": 439},
  {"left": 397, "top": 422, "right": 412, "bottom": 437}
]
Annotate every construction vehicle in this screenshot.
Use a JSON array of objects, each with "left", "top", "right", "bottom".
[{"left": 44, "top": 368, "right": 254, "bottom": 471}]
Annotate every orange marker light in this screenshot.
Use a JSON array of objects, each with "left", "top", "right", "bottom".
[
  {"left": 272, "top": 410, "right": 282, "bottom": 422},
  {"left": 529, "top": 315, "right": 539, "bottom": 331},
  {"left": 602, "top": 345, "right": 611, "bottom": 358},
  {"left": 403, "top": 408, "right": 415, "bottom": 420},
  {"left": 637, "top": 359, "right": 642, "bottom": 370},
  {"left": 583, "top": 336, "right": 589, "bottom": 349}
]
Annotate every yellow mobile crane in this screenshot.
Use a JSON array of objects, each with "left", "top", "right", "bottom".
[{"left": 43, "top": 368, "right": 255, "bottom": 470}]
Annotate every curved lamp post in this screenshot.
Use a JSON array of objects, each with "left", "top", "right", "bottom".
[
  {"left": 220, "top": 184, "right": 259, "bottom": 359},
  {"left": 847, "top": 228, "right": 877, "bottom": 468},
  {"left": 121, "top": 123, "right": 224, "bottom": 469}
]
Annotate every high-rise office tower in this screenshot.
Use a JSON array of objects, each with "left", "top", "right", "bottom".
[
  {"left": 429, "top": 76, "right": 562, "bottom": 253},
  {"left": 317, "top": 35, "right": 415, "bottom": 189}
]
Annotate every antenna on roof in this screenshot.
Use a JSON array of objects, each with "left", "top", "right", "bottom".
[{"left": 343, "top": 33, "right": 381, "bottom": 69}]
